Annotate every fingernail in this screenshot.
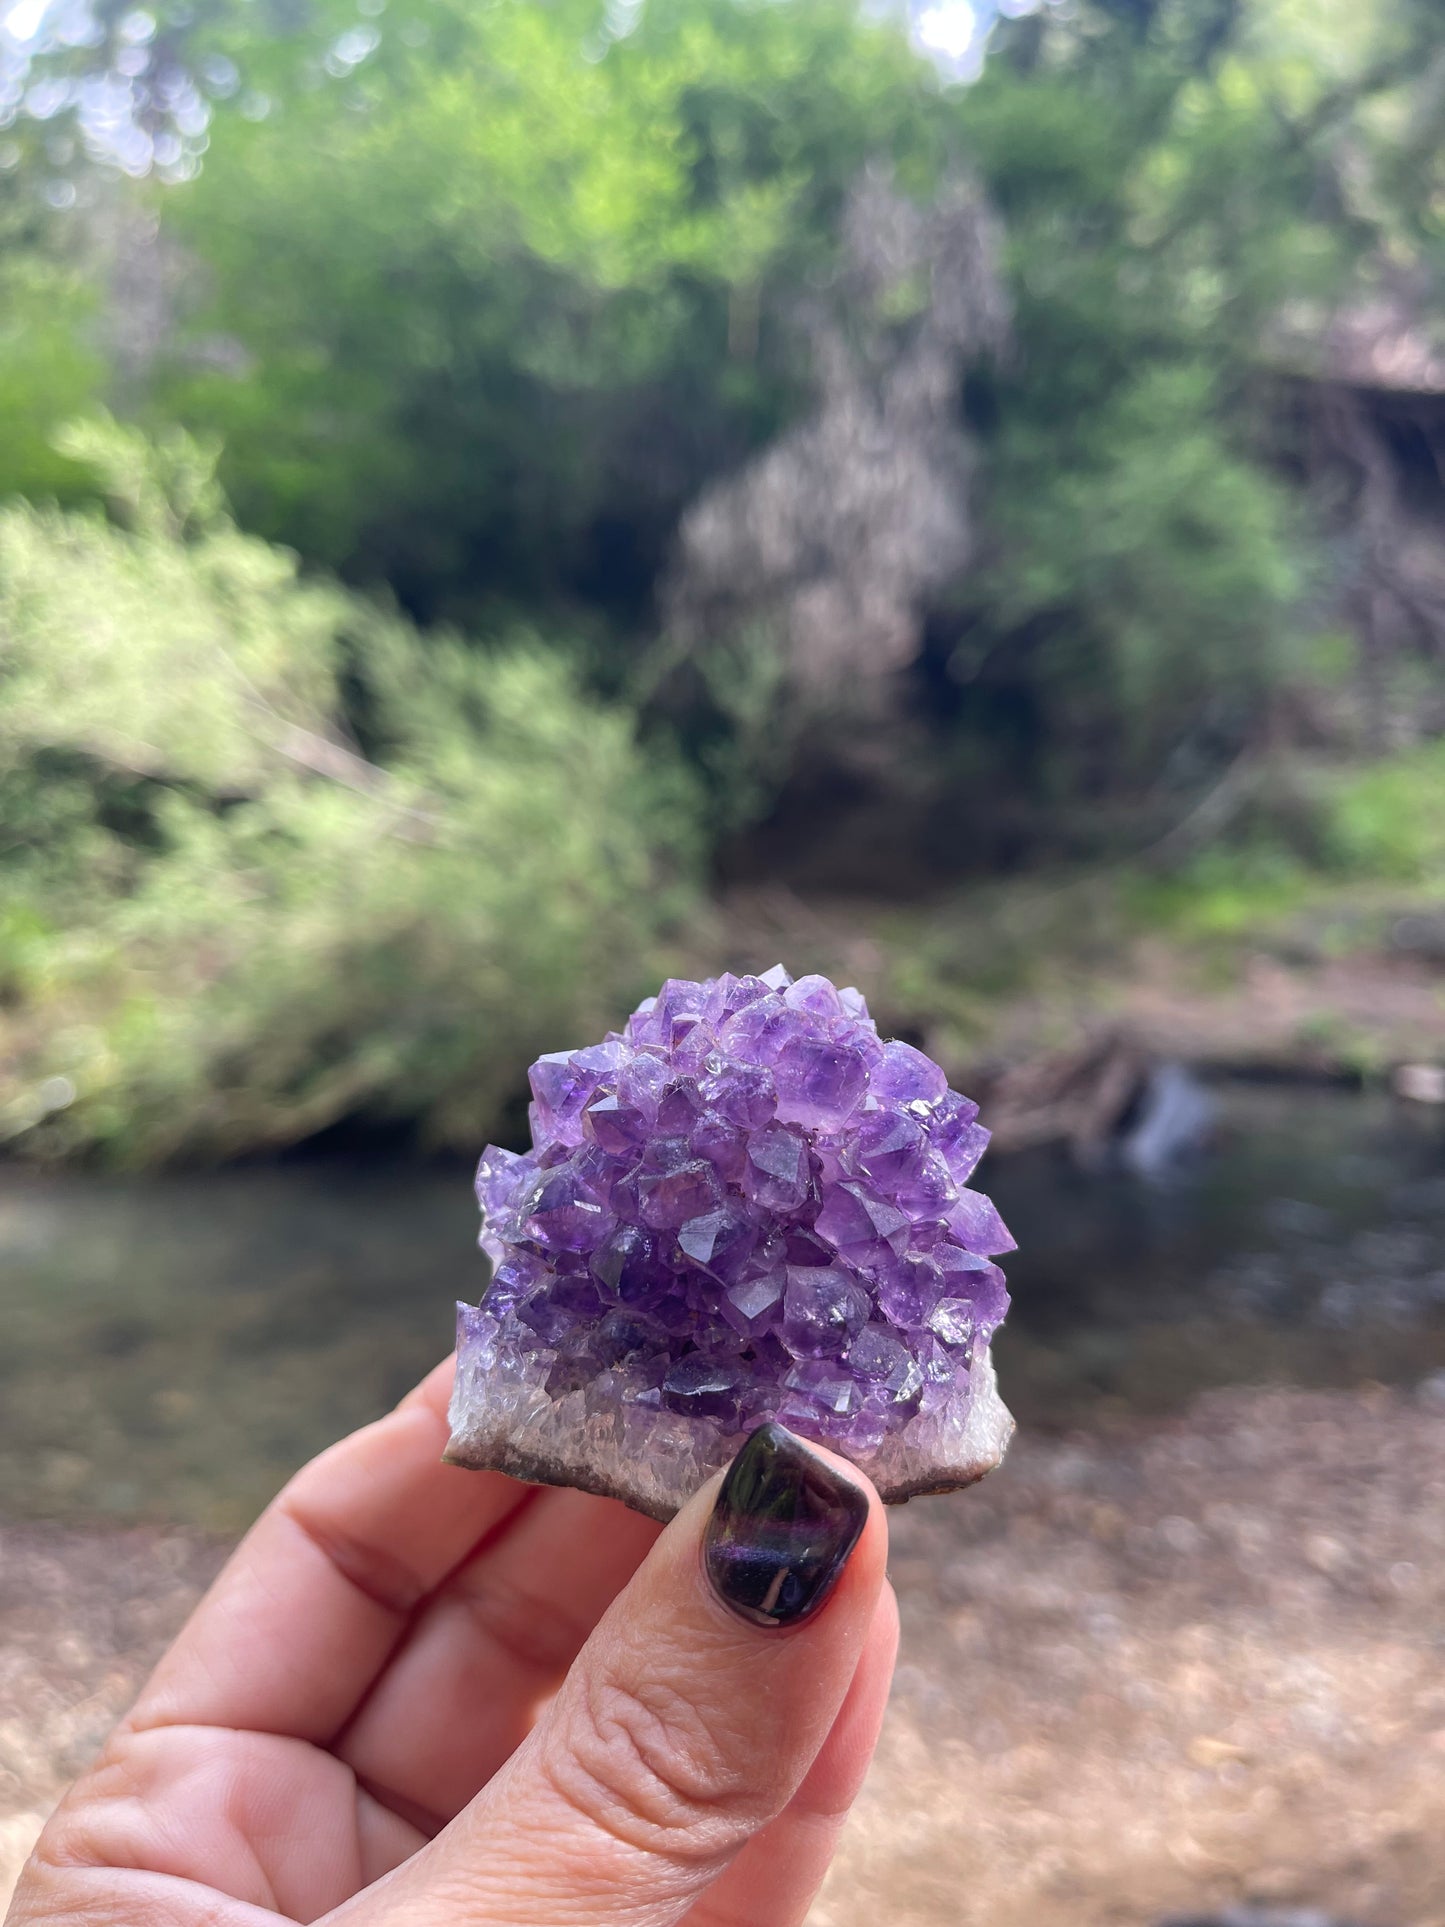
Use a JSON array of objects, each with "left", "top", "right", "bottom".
[{"left": 703, "top": 1421, "right": 869, "bottom": 1629}]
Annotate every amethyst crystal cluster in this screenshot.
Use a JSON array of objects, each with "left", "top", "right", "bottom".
[{"left": 446, "top": 967, "right": 1016, "bottom": 1519}]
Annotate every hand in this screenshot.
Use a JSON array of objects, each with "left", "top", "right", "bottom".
[{"left": 8, "top": 1358, "right": 896, "bottom": 1926}]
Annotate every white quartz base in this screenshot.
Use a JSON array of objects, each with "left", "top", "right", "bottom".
[{"left": 444, "top": 1301, "right": 1014, "bottom": 1520}]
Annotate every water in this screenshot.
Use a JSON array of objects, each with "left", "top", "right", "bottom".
[
  {"left": 990, "top": 1082, "right": 1445, "bottom": 1424},
  {"left": 2, "top": 1084, "right": 1443, "bottom": 1531},
  {"left": 0, "top": 1164, "right": 470, "bottom": 1531}
]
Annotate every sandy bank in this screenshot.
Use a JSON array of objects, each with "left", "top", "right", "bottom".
[{"left": 4, "top": 1387, "right": 1445, "bottom": 1925}]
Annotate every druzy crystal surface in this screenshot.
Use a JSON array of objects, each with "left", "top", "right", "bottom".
[{"left": 446, "top": 968, "right": 1016, "bottom": 1519}]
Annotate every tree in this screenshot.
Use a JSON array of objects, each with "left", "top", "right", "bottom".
[
  {"left": 11, "top": 0, "right": 1445, "bottom": 848},
  {"left": 919, "top": 0, "right": 1443, "bottom": 817},
  {"left": 118, "top": 0, "right": 950, "bottom": 632}
]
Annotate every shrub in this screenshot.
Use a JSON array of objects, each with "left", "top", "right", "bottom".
[
  {"left": 1323, "top": 742, "right": 1445, "bottom": 884},
  {"left": 0, "top": 420, "right": 699, "bottom": 1161}
]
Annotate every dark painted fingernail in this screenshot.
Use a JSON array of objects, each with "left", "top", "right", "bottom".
[{"left": 703, "top": 1422, "right": 869, "bottom": 1629}]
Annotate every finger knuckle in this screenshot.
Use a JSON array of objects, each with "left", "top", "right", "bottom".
[
  {"left": 457, "top": 1570, "right": 593, "bottom": 1681},
  {"left": 545, "top": 1668, "right": 763, "bottom": 1867}
]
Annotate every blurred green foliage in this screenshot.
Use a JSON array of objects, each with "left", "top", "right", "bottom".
[
  {"left": 929, "top": 0, "right": 1426, "bottom": 804},
  {"left": 0, "top": 186, "right": 107, "bottom": 505},
  {"left": 2, "top": 0, "right": 1445, "bottom": 1156},
  {"left": 12, "top": 0, "right": 1436, "bottom": 707},
  {"left": 148, "top": 0, "right": 947, "bottom": 627},
  {"left": 956, "top": 365, "right": 1303, "bottom": 794},
  {"left": 0, "top": 420, "right": 698, "bottom": 1161},
  {"left": 1324, "top": 743, "right": 1445, "bottom": 882},
  {"left": 1121, "top": 743, "right": 1445, "bottom": 944}
]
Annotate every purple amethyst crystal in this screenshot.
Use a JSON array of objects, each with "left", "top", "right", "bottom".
[{"left": 446, "top": 967, "right": 1015, "bottom": 1519}]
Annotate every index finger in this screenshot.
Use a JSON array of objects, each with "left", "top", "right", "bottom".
[{"left": 125, "top": 1356, "right": 535, "bottom": 1745}]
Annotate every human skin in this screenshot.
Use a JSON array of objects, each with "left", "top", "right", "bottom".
[{"left": 6, "top": 1356, "right": 896, "bottom": 1927}]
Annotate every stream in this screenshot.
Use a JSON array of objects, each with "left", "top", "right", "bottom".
[{"left": 3, "top": 1082, "right": 1443, "bottom": 1532}]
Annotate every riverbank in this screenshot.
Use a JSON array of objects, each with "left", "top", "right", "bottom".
[
  {"left": 6, "top": 862, "right": 1443, "bottom": 1172},
  {"left": 5, "top": 1384, "right": 1444, "bottom": 1925},
  {"left": 716, "top": 876, "right": 1445, "bottom": 1149}
]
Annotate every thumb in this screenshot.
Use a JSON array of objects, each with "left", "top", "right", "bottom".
[{"left": 338, "top": 1422, "right": 889, "bottom": 1927}]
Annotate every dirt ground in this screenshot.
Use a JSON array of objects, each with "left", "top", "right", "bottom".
[
  {"left": 817, "top": 1385, "right": 1445, "bottom": 1927},
  {"left": 4, "top": 1386, "right": 1445, "bottom": 1925}
]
